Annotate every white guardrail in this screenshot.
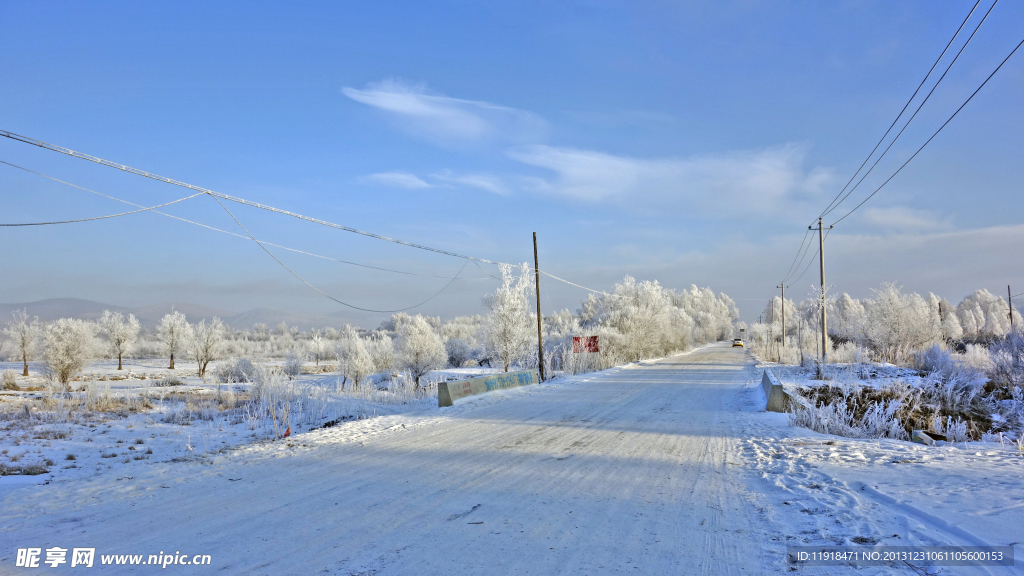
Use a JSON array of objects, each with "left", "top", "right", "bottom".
[{"left": 438, "top": 369, "right": 541, "bottom": 407}]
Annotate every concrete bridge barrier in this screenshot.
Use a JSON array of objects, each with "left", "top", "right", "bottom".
[
  {"left": 761, "top": 368, "right": 791, "bottom": 413},
  {"left": 438, "top": 369, "right": 540, "bottom": 407}
]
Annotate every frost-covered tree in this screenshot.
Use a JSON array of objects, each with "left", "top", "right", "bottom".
[
  {"left": 864, "top": 283, "right": 939, "bottom": 364},
  {"left": 603, "top": 276, "right": 672, "bottom": 361},
  {"left": 366, "top": 331, "right": 395, "bottom": 374},
  {"left": 308, "top": 329, "right": 331, "bottom": 366},
  {"left": 396, "top": 315, "right": 446, "bottom": 388},
  {"left": 4, "top": 309, "right": 40, "bottom": 376},
  {"left": 43, "top": 318, "right": 95, "bottom": 390},
  {"left": 189, "top": 317, "right": 224, "bottom": 377},
  {"left": 99, "top": 310, "right": 140, "bottom": 371},
  {"left": 336, "top": 326, "right": 373, "bottom": 387},
  {"left": 445, "top": 338, "right": 472, "bottom": 368},
  {"left": 158, "top": 311, "right": 191, "bottom": 370},
  {"left": 938, "top": 297, "right": 963, "bottom": 341},
  {"left": 956, "top": 290, "right": 1019, "bottom": 340},
  {"left": 483, "top": 263, "right": 534, "bottom": 372}
]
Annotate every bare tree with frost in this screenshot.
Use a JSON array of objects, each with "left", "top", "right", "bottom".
[
  {"left": 396, "top": 314, "right": 446, "bottom": 388},
  {"left": 99, "top": 310, "right": 140, "bottom": 371},
  {"left": 189, "top": 317, "right": 224, "bottom": 377},
  {"left": 4, "top": 309, "right": 40, "bottom": 376},
  {"left": 158, "top": 311, "right": 191, "bottom": 370},
  {"left": 43, "top": 318, "right": 95, "bottom": 390},
  {"left": 483, "top": 263, "right": 534, "bottom": 372}
]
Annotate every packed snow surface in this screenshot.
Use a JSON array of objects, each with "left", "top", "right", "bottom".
[{"left": 2, "top": 344, "right": 1021, "bottom": 574}]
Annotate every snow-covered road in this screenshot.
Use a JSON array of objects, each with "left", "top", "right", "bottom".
[
  {"left": 6, "top": 343, "right": 1019, "bottom": 575},
  {"left": 2, "top": 344, "right": 778, "bottom": 574}
]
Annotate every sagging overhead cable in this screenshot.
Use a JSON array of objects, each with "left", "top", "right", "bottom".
[
  {"left": 210, "top": 193, "right": 470, "bottom": 313},
  {"left": 0, "top": 129, "right": 502, "bottom": 265},
  {"left": 0, "top": 191, "right": 205, "bottom": 226},
  {"left": 818, "top": 0, "right": 984, "bottom": 218},
  {"left": 0, "top": 158, "right": 493, "bottom": 281}
]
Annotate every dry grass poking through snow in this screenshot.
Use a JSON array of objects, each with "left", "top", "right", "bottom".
[{"left": 787, "top": 344, "right": 1024, "bottom": 442}]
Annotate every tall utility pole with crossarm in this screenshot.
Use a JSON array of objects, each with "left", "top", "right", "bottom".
[{"left": 810, "top": 218, "right": 832, "bottom": 372}]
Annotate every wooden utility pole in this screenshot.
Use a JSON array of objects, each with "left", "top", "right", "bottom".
[
  {"left": 809, "top": 217, "right": 833, "bottom": 368},
  {"left": 533, "top": 232, "right": 545, "bottom": 381},
  {"left": 777, "top": 283, "right": 786, "bottom": 348},
  {"left": 1010, "top": 285, "right": 1014, "bottom": 331}
]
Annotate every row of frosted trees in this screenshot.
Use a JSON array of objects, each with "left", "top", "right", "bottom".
[
  {"left": 745, "top": 283, "right": 1021, "bottom": 366},
  {"left": 3, "top": 264, "right": 740, "bottom": 388}
]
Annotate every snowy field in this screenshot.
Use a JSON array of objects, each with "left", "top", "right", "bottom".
[{"left": 1, "top": 344, "right": 1021, "bottom": 574}]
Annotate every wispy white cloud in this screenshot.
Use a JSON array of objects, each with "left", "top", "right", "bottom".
[
  {"left": 507, "top": 143, "right": 832, "bottom": 214},
  {"left": 860, "top": 206, "right": 949, "bottom": 231},
  {"left": 432, "top": 170, "right": 511, "bottom": 196},
  {"left": 359, "top": 171, "right": 434, "bottom": 190},
  {"left": 343, "top": 79, "right": 546, "bottom": 145}
]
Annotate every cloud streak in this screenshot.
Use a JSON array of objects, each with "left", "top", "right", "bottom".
[
  {"left": 343, "top": 79, "right": 546, "bottom": 146},
  {"left": 359, "top": 172, "right": 434, "bottom": 190},
  {"left": 508, "top": 144, "right": 832, "bottom": 214}
]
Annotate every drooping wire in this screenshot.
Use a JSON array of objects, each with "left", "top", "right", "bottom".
[
  {"left": 0, "top": 129, "right": 502, "bottom": 264},
  {"left": 0, "top": 159, "right": 492, "bottom": 280},
  {"left": 831, "top": 33, "right": 1024, "bottom": 226},
  {"left": 818, "top": 0, "right": 984, "bottom": 218},
  {"left": 780, "top": 229, "right": 811, "bottom": 284},
  {"left": 0, "top": 191, "right": 205, "bottom": 226},
  {"left": 209, "top": 194, "right": 470, "bottom": 313},
  {"left": 823, "top": 0, "right": 998, "bottom": 219}
]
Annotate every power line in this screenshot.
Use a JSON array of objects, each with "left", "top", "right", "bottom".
[
  {"left": 0, "top": 131, "right": 624, "bottom": 302},
  {"left": 782, "top": 229, "right": 816, "bottom": 284},
  {"left": 780, "top": 229, "right": 811, "bottom": 284},
  {"left": 0, "top": 129, "right": 502, "bottom": 264},
  {"left": 0, "top": 191, "right": 204, "bottom": 226},
  {"left": 818, "top": 0, "right": 984, "bottom": 218},
  {"left": 832, "top": 32, "right": 1024, "bottom": 225},
  {"left": 0, "top": 159, "right": 493, "bottom": 281},
  {"left": 538, "top": 271, "right": 607, "bottom": 295},
  {"left": 210, "top": 193, "right": 470, "bottom": 313},
  {"left": 823, "top": 0, "right": 998, "bottom": 219}
]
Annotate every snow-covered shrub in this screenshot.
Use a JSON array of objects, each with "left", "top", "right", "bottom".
[
  {"left": 396, "top": 315, "right": 446, "bottom": 388},
  {"left": 2, "top": 369, "right": 18, "bottom": 390},
  {"left": 283, "top": 350, "right": 304, "bottom": 379},
  {"left": 336, "top": 326, "right": 373, "bottom": 388},
  {"left": 829, "top": 341, "right": 861, "bottom": 364},
  {"left": 365, "top": 332, "right": 395, "bottom": 374},
  {"left": 43, "top": 318, "right": 95, "bottom": 390},
  {"left": 959, "top": 344, "right": 993, "bottom": 371},
  {"left": 217, "top": 357, "right": 259, "bottom": 383},
  {"left": 445, "top": 338, "right": 472, "bottom": 368},
  {"left": 989, "top": 330, "right": 1024, "bottom": 388}
]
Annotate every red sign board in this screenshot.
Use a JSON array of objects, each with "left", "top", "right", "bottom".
[{"left": 572, "top": 336, "right": 599, "bottom": 353}]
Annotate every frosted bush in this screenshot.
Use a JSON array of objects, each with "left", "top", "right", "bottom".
[
  {"left": 959, "top": 344, "right": 993, "bottom": 371},
  {"left": 829, "top": 341, "right": 861, "bottom": 364},
  {"left": 217, "top": 357, "right": 259, "bottom": 383},
  {"left": 445, "top": 338, "right": 472, "bottom": 368},
  {"left": 989, "top": 330, "right": 1024, "bottom": 388},
  {"left": 283, "top": 350, "right": 304, "bottom": 379},
  {"left": 43, "top": 318, "right": 96, "bottom": 390},
  {"left": 2, "top": 370, "right": 18, "bottom": 390}
]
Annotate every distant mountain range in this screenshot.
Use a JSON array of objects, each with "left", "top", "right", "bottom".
[{"left": 0, "top": 298, "right": 350, "bottom": 331}]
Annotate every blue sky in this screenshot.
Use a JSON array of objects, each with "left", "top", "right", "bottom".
[{"left": 1, "top": 1, "right": 1022, "bottom": 325}]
